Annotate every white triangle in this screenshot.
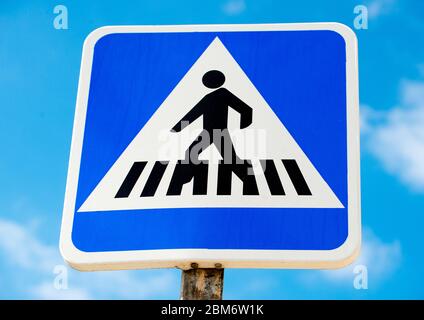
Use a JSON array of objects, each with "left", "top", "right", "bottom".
[{"left": 78, "top": 37, "right": 343, "bottom": 212}]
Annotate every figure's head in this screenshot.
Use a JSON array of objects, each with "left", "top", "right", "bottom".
[{"left": 202, "top": 70, "right": 225, "bottom": 89}]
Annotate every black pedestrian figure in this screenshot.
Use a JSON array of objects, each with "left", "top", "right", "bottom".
[{"left": 171, "top": 70, "right": 253, "bottom": 164}]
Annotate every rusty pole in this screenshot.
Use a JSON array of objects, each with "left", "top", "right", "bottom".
[{"left": 180, "top": 263, "right": 224, "bottom": 300}]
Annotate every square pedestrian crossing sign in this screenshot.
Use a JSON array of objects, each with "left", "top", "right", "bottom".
[{"left": 60, "top": 23, "right": 361, "bottom": 271}]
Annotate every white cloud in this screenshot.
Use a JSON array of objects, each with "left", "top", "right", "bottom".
[
  {"left": 0, "top": 218, "right": 179, "bottom": 299},
  {"left": 31, "top": 282, "right": 91, "bottom": 300},
  {"left": 222, "top": 0, "right": 246, "bottom": 16},
  {"left": 360, "top": 104, "right": 385, "bottom": 135},
  {"left": 299, "top": 228, "right": 401, "bottom": 287},
  {"left": 362, "top": 80, "right": 424, "bottom": 192},
  {"left": 320, "top": 228, "right": 401, "bottom": 282},
  {"left": 367, "top": 0, "right": 396, "bottom": 18},
  {"left": 0, "top": 219, "right": 57, "bottom": 272},
  {"left": 76, "top": 270, "right": 178, "bottom": 299}
]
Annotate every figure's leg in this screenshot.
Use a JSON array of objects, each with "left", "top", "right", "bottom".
[
  {"left": 213, "top": 129, "right": 242, "bottom": 164},
  {"left": 183, "top": 129, "right": 212, "bottom": 164}
]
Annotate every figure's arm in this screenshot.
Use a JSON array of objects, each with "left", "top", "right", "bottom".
[
  {"left": 226, "top": 90, "right": 253, "bottom": 129},
  {"left": 171, "top": 100, "right": 204, "bottom": 132}
]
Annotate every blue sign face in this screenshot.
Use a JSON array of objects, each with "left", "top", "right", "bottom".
[{"left": 60, "top": 24, "right": 361, "bottom": 270}]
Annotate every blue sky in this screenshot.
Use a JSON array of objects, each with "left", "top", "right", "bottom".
[{"left": 0, "top": 0, "right": 423, "bottom": 299}]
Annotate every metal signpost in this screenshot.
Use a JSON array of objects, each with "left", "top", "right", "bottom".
[{"left": 60, "top": 23, "right": 361, "bottom": 300}]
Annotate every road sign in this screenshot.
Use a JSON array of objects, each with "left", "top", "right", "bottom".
[{"left": 60, "top": 23, "right": 361, "bottom": 271}]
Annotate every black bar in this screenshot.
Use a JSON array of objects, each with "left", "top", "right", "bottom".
[
  {"left": 141, "top": 161, "right": 169, "bottom": 197},
  {"left": 260, "top": 160, "right": 285, "bottom": 195},
  {"left": 115, "top": 161, "right": 147, "bottom": 198},
  {"left": 0, "top": 300, "right": 417, "bottom": 318},
  {"left": 282, "top": 159, "right": 312, "bottom": 195},
  {"left": 167, "top": 161, "right": 209, "bottom": 196},
  {"left": 217, "top": 160, "right": 259, "bottom": 195}
]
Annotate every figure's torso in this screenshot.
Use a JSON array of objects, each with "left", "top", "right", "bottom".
[{"left": 201, "top": 88, "right": 230, "bottom": 130}]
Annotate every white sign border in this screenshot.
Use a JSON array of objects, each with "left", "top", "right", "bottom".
[{"left": 60, "top": 23, "right": 361, "bottom": 271}]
